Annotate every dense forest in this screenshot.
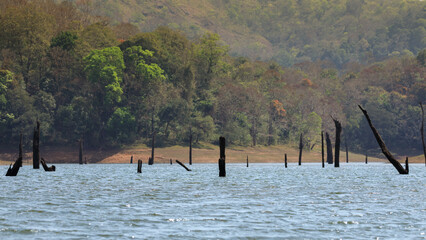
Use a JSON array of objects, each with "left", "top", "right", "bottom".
[
  {"left": 0, "top": 0, "right": 425, "bottom": 156},
  {"left": 77, "top": 0, "right": 425, "bottom": 67}
]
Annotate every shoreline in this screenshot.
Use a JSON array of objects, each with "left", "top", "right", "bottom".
[{"left": 1, "top": 144, "right": 423, "bottom": 165}]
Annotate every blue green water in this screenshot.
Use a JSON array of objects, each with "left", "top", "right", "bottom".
[{"left": 1, "top": 163, "right": 425, "bottom": 239}]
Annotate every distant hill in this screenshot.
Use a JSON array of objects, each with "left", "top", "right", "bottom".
[{"left": 80, "top": 0, "right": 425, "bottom": 67}]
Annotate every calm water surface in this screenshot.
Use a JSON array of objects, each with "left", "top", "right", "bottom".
[{"left": 1, "top": 163, "right": 425, "bottom": 239}]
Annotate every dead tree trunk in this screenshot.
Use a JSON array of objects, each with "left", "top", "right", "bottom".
[
  {"left": 285, "top": 153, "right": 287, "bottom": 168},
  {"left": 358, "top": 105, "right": 408, "bottom": 174},
  {"left": 246, "top": 155, "right": 249, "bottom": 167},
  {"left": 332, "top": 117, "right": 342, "bottom": 168},
  {"left": 189, "top": 129, "right": 192, "bottom": 165},
  {"left": 345, "top": 140, "right": 349, "bottom": 163},
  {"left": 170, "top": 159, "right": 172, "bottom": 165},
  {"left": 149, "top": 111, "right": 155, "bottom": 165},
  {"left": 326, "top": 132, "right": 333, "bottom": 164},
  {"left": 130, "top": 156, "right": 133, "bottom": 164},
  {"left": 219, "top": 136, "right": 226, "bottom": 177},
  {"left": 79, "top": 139, "right": 83, "bottom": 165},
  {"left": 420, "top": 102, "right": 426, "bottom": 166},
  {"left": 137, "top": 160, "right": 142, "bottom": 173},
  {"left": 41, "top": 158, "right": 55, "bottom": 171},
  {"left": 176, "top": 160, "right": 192, "bottom": 171},
  {"left": 405, "top": 157, "right": 409, "bottom": 174},
  {"left": 5, "top": 157, "right": 22, "bottom": 176},
  {"left": 298, "top": 133, "right": 303, "bottom": 166},
  {"left": 365, "top": 154, "right": 368, "bottom": 164},
  {"left": 33, "top": 121, "right": 40, "bottom": 169},
  {"left": 321, "top": 131, "right": 324, "bottom": 168},
  {"left": 19, "top": 132, "right": 23, "bottom": 167}
]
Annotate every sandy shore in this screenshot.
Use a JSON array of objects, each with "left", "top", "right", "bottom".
[{"left": 1, "top": 144, "right": 423, "bottom": 165}]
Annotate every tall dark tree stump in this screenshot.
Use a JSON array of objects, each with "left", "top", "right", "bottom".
[
  {"left": 19, "top": 132, "right": 23, "bottom": 167},
  {"left": 365, "top": 154, "right": 368, "bottom": 164},
  {"left": 130, "top": 155, "right": 133, "bottom": 164},
  {"left": 79, "top": 139, "right": 83, "bottom": 165},
  {"left": 33, "top": 121, "right": 40, "bottom": 169},
  {"left": 218, "top": 136, "right": 226, "bottom": 177},
  {"left": 189, "top": 129, "right": 193, "bottom": 165},
  {"left": 285, "top": 153, "right": 287, "bottom": 168},
  {"left": 321, "top": 131, "right": 324, "bottom": 168},
  {"left": 332, "top": 117, "right": 342, "bottom": 168},
  {"left": 176, "top": 160, "right": 192, "bottom": 171},
  {"left": 358, "top": 105, "right": 408, "bottom": 174},
  {"left": 150, "top": 111, "right": 155, "bottom": 165},
  {"left": 148, "top": 157, "right": 153, "bottom": 165},
  {"left": 246, "top": 155, "right": 249, "bottom": 167},
  {"left": 420, "top": 102, "right": 426, "bottom": 166},
  {"left": 345, "top": 141, "right": 349, "bottom": 163},
  {"left": 170, "top": 159, "right": 172, "bottom": 165},
  {"left": 298, "top": 133, "right": 303, "bottom": 166},
  {"left": 326, "top": 132, "right": 333, "bottom": 164},
  {"left": 137, "top": 160, "right": 142, "bottom": 173},
  {"left": 405, "top": 157, "right": 409, "bottom": 174}
]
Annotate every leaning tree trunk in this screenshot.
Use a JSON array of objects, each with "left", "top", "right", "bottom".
[
  {"left": 358, "top": 105, "right": 408, "bottom": 174},
  {"left": 298, "top": 133, "right": 303, "bottom": 165},
  {"left": 5, "top": 157, "right": 22, "bottom": 176},
  {"left": 332, "top": 117, "right": 342, "bottom": 168},
  {"left": 33, "top": 121, "right": 40, "bottom": 169},
  {"left": 326, "top": 132, "right": 333, "bottom": 164},
  {"left": 420, "top": 102, "right": 426, "bottom": 166}
]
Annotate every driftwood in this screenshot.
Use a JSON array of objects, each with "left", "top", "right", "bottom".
[
  {"left": 41, "top": 158, "right": 56, "bottom": 171},
  {"left": 420, "top": 102, "right": 426, "bottom": 166},
  {"left": 358, "top": 105, "right": 408, "bottom": 174},
  {"left": 79, "top": 139, "right": 83, "bottom": 165},
  {"left": 326, "top": 132, "right": 333, "bottom": 164},
  {"left": 298, "top": 133, "right": 303, "bottom": 165},
  {"left": 285, "top": 153, "right": 287, "bottom": 168},
  {"left": 5, "top": 157, "right": 22, "bottom": 176},
  {"left": 176, "top": 160, "right": 192, "bottom": 171},
  {"left": 321, "top": 131, "right": 324, "bottom": 168},
  {"left": 332, "top": 117, "right": 342, "bottom": 168},
  {"left": 33, "top": 121, "right": 40, "bottom": 169},
  {"left": 218, "top": 136, "right": 226, "bottom": 177},
  {"left": 137, "top": 160, "right": 142, "bottom": 173}
]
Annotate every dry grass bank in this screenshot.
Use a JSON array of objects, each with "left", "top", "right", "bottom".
[{"left": 2, "top": 143, "right": 422, "bottom": 165}]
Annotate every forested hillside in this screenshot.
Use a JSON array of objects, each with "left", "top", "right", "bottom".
[
  {"left": 79, "top": 0, "right": 425, "bottom": 67},
  {"left": 0, "top": 0, "right": 424, "bottom": 156}
]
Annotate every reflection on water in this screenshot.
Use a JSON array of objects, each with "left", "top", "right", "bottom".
[{"left": 1, "top": 163, "right": 425, "bottom": 239}]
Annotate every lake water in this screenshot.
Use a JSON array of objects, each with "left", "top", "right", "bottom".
[{"left": 1, "top": 163, "right": 425, "bottom": 239}]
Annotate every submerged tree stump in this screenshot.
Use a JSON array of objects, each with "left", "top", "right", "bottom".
[
  {"left": 365, "top": 154, "right": 368, "bottom": 164},
  {"left": 130, "top": 155, "right": 133, "bottom": 164},
  {"left": 189, "top": 129, "right": 193, "bottom": 165},
  {"left": 358, "top": 105, "right": 408, "bottom": 174},
  {"left": 137, "top": 160, "right": 142, "bottom": 173},
  {"left": 148, "top": 157, "right": 153, "bottom": 165},
  {"left": 176, "top": 160, "right": 192, "bottom": 171},
  {"left": 298, "top": 133, "right": 303, "bottom": 166},
  {"left": 41, "top": 158, "right": 56, "bottom": 171},
  {"left": 285, "top": 153, "right": 287, "bottom": 168},
  {"left": 79, "top": 139, "right": 83, "bottom": 165},
  {"left": 405, "top": 157, "right": 409, "bottom": 174},
  {"left": 5, "top": 157, "right": 22, "bottom": 176},
  {"left": 218, "top": 136, "right": 226, "bottom": 177},
  {"left": 345, "top": 141, "right": 349, "bottom": 163},
  {"left": 33, "top": 121, "right": 40, "bottom": 169},
  {"left": 246, "top": 155, "right": 249, "bottom": 167},
  {"left": 321, "top": 131, "right": 324, "bottom": 168},
  {"left": 420, "top": 102, "right": 426, "bottom": 166},
  {"left": 326, "top": 132, "right": 333, "bottom": 164},
  {"left": 19, "top": 132, "right": 23, "bottom": 167},
  {"left": 170, "top": 159, "right": 172, "bottom": 165},
  {"left": 332, "top": 117, "right": 342, "bottom": 168}
]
